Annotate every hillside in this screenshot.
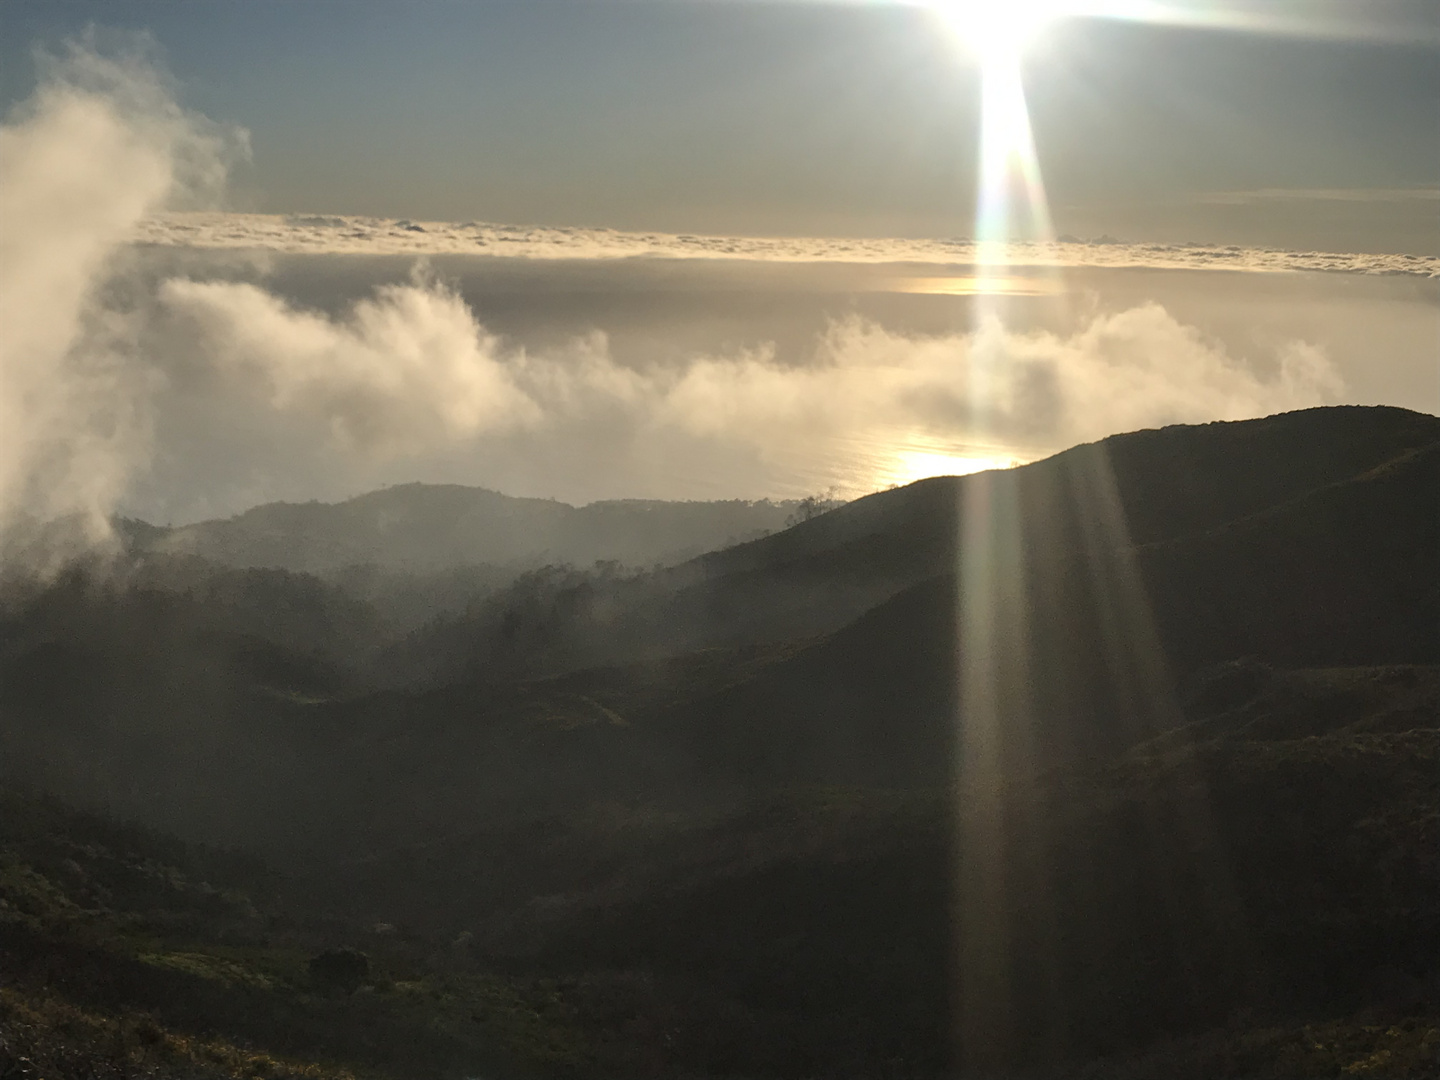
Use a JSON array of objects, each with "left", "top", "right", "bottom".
[
  {"left": 4, "top": 668, "right": 1435, "bottom": 1077},
  {"left": 3, "top": 405, "right": 1438, "bottom": 1078},
  {"left": 384, "top": 405, "right": 1439, "bottom": 686},
  {"left": 135, "top": 485, "right": 813, "bottom": 574}
]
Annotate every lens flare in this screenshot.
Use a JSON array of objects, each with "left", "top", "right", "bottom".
[
  {"left": 933, "top": 0, "right": 1064, "bottom": 58},
  {"left": 941, "top": 1, "right": 1066, "bottom": 1065},
  {"left": 928, "top": 3, "right": 1262, "bottom": 1064},
  {"left": 974, "top": 55, "right": 1053, "bottom": 252},
  {"left": 945, "top": 0, "right": 1061, "bottom": 442}
]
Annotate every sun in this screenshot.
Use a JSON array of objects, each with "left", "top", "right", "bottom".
[
  {"left": 882, "top": 448, "right": 1024, "bottom": 488},
  {"left": 932, "top": 0, "right": 1064, "bottom": 62}
]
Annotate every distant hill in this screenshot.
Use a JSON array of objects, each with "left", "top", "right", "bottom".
[{"left": 129, "top": 485, "right": 816, "bottom": 574}]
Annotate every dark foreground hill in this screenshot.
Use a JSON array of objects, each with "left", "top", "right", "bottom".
[
  {"left": 3, "top": 668, "right": 1436, "bottom": 1078},
  {"left": 385, "top": 404, "right": 1438, "bottom": 686},
  {"left": 2, "top": 405, "right": 1438, "bottom": 1078}
]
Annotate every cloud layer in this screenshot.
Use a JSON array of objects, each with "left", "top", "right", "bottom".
[
  {"left": 160, "top": 267, "right": 1344, "bottom": 478},
  {"left": 132, "top": 211, "right": 1440, "bottom": 278}
]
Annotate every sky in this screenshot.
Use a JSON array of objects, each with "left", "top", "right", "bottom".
[
  {"left": 3, "top": 0, "right": 1437, "bottom": 249},
  {"left": 0, "top": 1, "right": 1436, "bottom": 533}
]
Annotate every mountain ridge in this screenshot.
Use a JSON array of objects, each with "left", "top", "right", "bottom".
[{"left": 134, "top": 484, "right": 818, "bottom": 575}]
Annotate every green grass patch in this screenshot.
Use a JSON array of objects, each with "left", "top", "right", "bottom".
[{"left": 138, "top": 949, "right": 276, "bottom": 990}]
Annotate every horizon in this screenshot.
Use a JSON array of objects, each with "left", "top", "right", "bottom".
[{"left": 116, "top": 401, "right": 1433, "bottom": 529}]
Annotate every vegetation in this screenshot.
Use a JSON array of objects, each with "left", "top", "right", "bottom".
[{"left": 3, "top": 407, "right": 1438, "bottom": 1077}]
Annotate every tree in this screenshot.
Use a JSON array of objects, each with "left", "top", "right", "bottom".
[
  {"left": 785, "top": 489, "right": 843, "bottom": 528},
  {"left": 308, "top": 947, "right": 370, "bottom": 994}
]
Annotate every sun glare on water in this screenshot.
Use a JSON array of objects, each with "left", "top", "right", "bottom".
[{"left": 881, "top": 446, "right": 1025, "bottom": 488}]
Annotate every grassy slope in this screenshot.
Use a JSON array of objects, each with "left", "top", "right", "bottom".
[
  {"left": 4, "top": 408, "right": 1439, "bottom": 1078},
  {"left": 0, "top": 790, "right": 622, "bottom": 1078},
  {"left": 3, "top": 663, "right": 1438, "bottom": 1078},
  {"left": 272, "top": 666, "right": 1436, "bottom": 1077}
]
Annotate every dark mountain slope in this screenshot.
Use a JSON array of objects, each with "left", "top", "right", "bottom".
[
  {"left": 634, "top": 433, "right": 1437, "bottom": 793},
  {"left": 169, "top": 421, "right": 1437, "bottom": 856},
  {"left": 689, "top": 404, "right": 1439, "bottom": 579},
  {"left": 0, "top": 568, "right": 379, "bottom": 841},
  {"left": 4, "top": 406, "right": 1439, "bottom": 1078},
  {"left": 303, "top": 665, "right": 1438, "bottom": 1076},
  {"left": 1094, "top": 403, "right": 1440, "bottom": 545},
  {"left": 508, "top": 721, "right": 1439, "bottom": 1076},
  {"left": 5, "top": 675, "right": 1434, "bottom": 1079},
  {"left": 4, "top": 407, "right": 1434, "bottom": 850},
  {"left": 0, "top": 788, "right": 568, "bottom": 1079},
  {"left": 1140, "top": 439, "right": 1439, "bottom": 671},
  {"left": 395, "top": 406, "right": 1438, "bottom": 684}
]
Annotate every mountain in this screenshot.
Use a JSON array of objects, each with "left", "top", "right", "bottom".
[
  {"left": 387, "top": 405, "right": 1439, "bottom": 685},
  {"left": 6, "top": 406, "right": 1435, "bottom": 838},
  {"left": 3, "top": 404, "right": 1438, "bottom": 1078},
  {"left": 133, "top": 484, "right": 814, "bottom": 574}
]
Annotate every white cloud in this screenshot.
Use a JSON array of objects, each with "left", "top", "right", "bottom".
[
  {"left": 132, "top": 211, "right": 1440, "bottom": 277},
  {"left": 161, "top": 268, "right": 540, "bottom": 454},
  {"left": 0, "top": 33, "right": 244, "bottom": 561},
  {"left": 156, "top": 267, "right": 1345, "bottom": 489},
  {"left": 655, "top": 305, "right": 1343, "bottom": 455}
]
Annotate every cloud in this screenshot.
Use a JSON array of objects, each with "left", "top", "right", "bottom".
[
  {"left": 161, "top": 268, "right": 540, "bottom": 454},
  {"left": 656, "top": 305, "right": 1344, "bottom": 455},
  {"left": 155, "top": 266, "right": 1345, "bottom": 489},
  {"left": 0, "top": 32, "right": 245, "bottom": 563},
  {"left": 1198, "top": 187, "right": 1440, "bottom": 206},
  {"left": 132, "top": 211, "right": 1440, "bottom": 277}
]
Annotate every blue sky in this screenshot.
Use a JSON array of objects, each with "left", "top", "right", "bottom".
[{"left": 3, "top": 0, "right": 1436, "bottom": 250}]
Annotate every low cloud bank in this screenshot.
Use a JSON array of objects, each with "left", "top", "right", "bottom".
[
  {"left": 164, "top": 266, "right": 1342, "bottom": 463},
  {"left": 0, "top": 39, "right": 1347, "bottom": 560},
  {"left": 160, "top": 270, "right": 542, "bottom": 454},
  {"left": 133, "top": 211, "right": 1440, "bottom": 278}
]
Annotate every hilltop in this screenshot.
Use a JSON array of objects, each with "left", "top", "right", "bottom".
[{"left": 129, "top": 485, "right": 815, "bottom": 575}]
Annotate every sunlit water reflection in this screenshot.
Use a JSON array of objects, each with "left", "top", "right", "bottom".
[{"left": 788, "top": 430, "right": 1033, "bottom": 498}]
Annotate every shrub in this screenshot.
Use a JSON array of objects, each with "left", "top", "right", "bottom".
[{"left": 307, "top": 948, "right": 369, "bottom": 994}]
